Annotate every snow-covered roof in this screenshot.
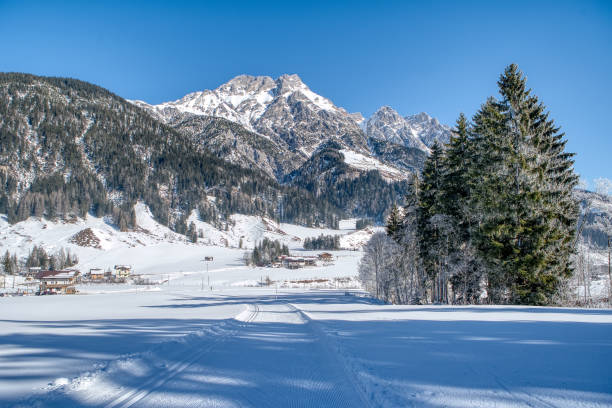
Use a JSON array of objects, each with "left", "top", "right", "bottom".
[{"left": 36, "top": 270, "right": 79, "bottom": 280}]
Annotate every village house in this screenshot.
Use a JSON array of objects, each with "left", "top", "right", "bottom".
[
  {"left": 318, "top": 252, "right": 334, "bottom": 263},
  {"left": 25, "top": 267, "right": 42, "bottom": 281},
  {"left": 114, "top": 265, "right": 131, "bottom": 279},
  {"left": 88, "top": 268, "right": 105, "bottom": 281},
  {"left": 36, "top": 269, "right": 80, "bottom": 294},
  {"left": 278, "top": 255, "right": 318, "bottom": 269}
]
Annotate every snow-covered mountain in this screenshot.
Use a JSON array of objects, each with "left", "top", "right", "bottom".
[
  {"left": 133, "top": 74, "right": 368, "bottom": 159},
  {"left": 364, "top": 106, "right": 430, "bottom": 151},
  {"left": 404, "top": 112, "right": 452, "bottom": 147},
  {"left": 131, "top": 74, "right": 455, "bottom": 183},
  {"left": 364, "top": 106, "right": 452, "bottom": 150}
]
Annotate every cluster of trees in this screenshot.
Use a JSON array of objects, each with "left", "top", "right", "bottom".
[
  {"left": 246, "top": 238, "right": 289, "bottom": 266},
  {"left": 360, "top": 65, "right": 578, "bottom": 306},
  {"left": 1, "top": 251, "right": 19, "bottom": 275},
  {"left": 1, "top": 246, "right": 78, "bottom": 275},
  {"left": 25, "top": 246, "right": 79, "bottom": 271},
  {"left": 303, "top": 234, "right": 341, "bottom": 250}
]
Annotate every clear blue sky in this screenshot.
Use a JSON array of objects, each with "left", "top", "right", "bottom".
[{"left": 1, "top": 0, "right": 610, "bottom": 185}]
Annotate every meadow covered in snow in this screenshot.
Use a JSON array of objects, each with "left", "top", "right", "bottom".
[
  {"left": 1, "top": 208, "right": 611, "bottom": 407},
  {"left": 2, "top": 286, "right": 611, "bottom": 407}
]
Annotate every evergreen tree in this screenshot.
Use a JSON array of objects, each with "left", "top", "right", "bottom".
[
  {"left": 471, "top": 64, "right": 578, "bottom": 304},
  {"left": 417, "top": 141, "right": 449, "bottom": 302},
  {"left": 440, "top": 114, "right": 483, "bottom": 303},
  {"left": 385, "top": 204, "right": 403, "bottom": 242},
  {"left": 2, "top": 250, "right": 16, "bottom": 275}
]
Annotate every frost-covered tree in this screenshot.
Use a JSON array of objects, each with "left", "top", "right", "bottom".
[
  {"left": 399, "top": 174, "right": 427, "bottom": 304},
  {"left": 594, "top": 177, "right": 612, "bottom": 196},
  {"left": 359, "top": 232, "right": 398, "bottom": 301},
  {"left": 2, "top": 251, "right": 18, "bottom": 275},
  {"left": 385, "top": 204, "right": 403, "bottom": 242},
  {"left": 417, "top": 141, "right": 451, "bottom": 302},
  {"left": 470, "top": 64, "right": 578, "bottom": 305},
  {"left": 439, "top": 113, "right": 483, "bottom": 302}
]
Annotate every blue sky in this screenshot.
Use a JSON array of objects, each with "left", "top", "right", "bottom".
[{"left": 1, "top": 0, "right": 610, "bottom": 185}]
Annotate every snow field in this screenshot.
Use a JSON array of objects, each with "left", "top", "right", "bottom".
[
  {"left": 296, "top": 301, "right": 612, "bottom": 408},
  {"left": 339, "top": 149, "right": 405, "bottom": 180},
  {"left": 2, "top": 290, "right": 612, "bottom": 407}
]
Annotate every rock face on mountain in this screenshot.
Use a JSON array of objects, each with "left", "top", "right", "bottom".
[
  {"left": 365, "top": 106, "right": 430, "bottom": 151},
  {"left": 160, "top": 114, "right": 299, "bottom": 180},
  {"left": 404, "top": 112, "right": 452, "bottom": 147},
  {"left": 132, "top": 74, "right": 453, "bottom": 183},
  {"left": 133, "top": 74, "right": 368, "bottom": 172},
  {"left": 364, "top": 106, "right": 452, "bottom": 151}
]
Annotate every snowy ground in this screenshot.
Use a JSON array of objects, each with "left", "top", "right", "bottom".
[
  {"left": 2, "top": 287, "right": 611, "bottom": 407},
  {"left": 1, "top": 209, "right": 611, "bottom": 407}
]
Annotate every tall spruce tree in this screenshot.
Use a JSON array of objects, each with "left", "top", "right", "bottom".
[
  {"left": 471, "top": 64, "right": 578, "bottom": 305},
  {"left": 418, "top": 141, "right": 449, "bottom": 302},
  {"left": 401, "top": 173, "right": 427, "bottom": 304},
  {"left": 441, "top": 114, "right": 483, "bottom": 303},
  {"left": 386, "top": 204, "right": 403, "bottom": 242}
]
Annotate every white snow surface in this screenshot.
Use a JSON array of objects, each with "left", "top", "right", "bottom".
[
  {"left": 131, "top": 74, "right": 349, "bottom": 134},
  {"left": 340, "top": 149, "right": 405, "bottom": 181},
  {"left": 2, "top": 287, "right": 611, "bottom": 408},
  {"left": 0, "top": 203, "right": 366, "bottom": 279},
  {"left": 2, "top": 205, "right": 611, "bottom": 407}
]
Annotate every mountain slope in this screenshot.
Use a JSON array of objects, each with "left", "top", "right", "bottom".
[
  {"left": 0, "top": 73, "right": 341, "bottom": 229},
  {"left": 285, "top": 141, "right": 410, "bottom": 221},
  {"left": 134, "top": 74, "right": 368, "bottom": 163},
  {"left": 163, "top": 114, "right": 298, "bottom": 180},
  {"left": 365, "top": 106, "right": 430, "bottom": 151},
  {"left": 404, "top": 111, "right": 452, "bottom": 147}
]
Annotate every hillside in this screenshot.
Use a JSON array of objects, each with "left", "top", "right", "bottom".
[{"left": 0, "top": 73, "right": 343, "bottom": 229}]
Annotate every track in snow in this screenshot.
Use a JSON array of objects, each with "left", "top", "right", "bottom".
[
  {"left": 121, "top": 302, "right": 367, "bottom": 408},
  {"left": 103, "top": 304, "right": 260, "bottom": 408}
]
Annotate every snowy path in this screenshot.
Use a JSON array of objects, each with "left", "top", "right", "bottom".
[{"left": 118, "top": 302, "right": 367, "bottom": 408}]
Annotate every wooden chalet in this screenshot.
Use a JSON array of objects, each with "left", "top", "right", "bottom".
[
  {"left": 318, "top": 252, "right": 334, "bottom": 262},
  {"left": 36, "top": 269, "right": 80, "bottom": 294},
  {"left": 25, "top": 267, "right": 42, "bottom": 280},
  {"left": 88, "top": 268, "right": 105, "bottom": 281}
]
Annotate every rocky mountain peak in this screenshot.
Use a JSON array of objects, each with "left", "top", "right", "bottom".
[
  {"left": 275, "top": 73, "right": 305, "bottom": 89},
  {"left": 365, "top": 106, "right": 429, "bottom": 151},
  {"left": 217, "top": 74, "right": 275, "bottom": 98},
  {"left": 404, "top": 112, "right": 451, "bottom": 147}
]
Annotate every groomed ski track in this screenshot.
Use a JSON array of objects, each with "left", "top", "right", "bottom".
[
  {"left": 9, "top": 291, "right": 612, "bottom": 408},
  {"left": 122, "top": 302, "right": 369, "bottom": 408},
  {"left": 38, "top": 300, "right": 371, "bottom": 408}
]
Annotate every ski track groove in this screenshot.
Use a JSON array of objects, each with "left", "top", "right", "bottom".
[
  {"left": 103, "top": 304, "right": 259, "bottom": 408},
  {"left": 287, "top": 302, "right": 376, "bottom": 408}
]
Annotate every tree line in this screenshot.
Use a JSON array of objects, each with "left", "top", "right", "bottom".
[
  {"left": 304, "top": 234, "right": 341, "bottom": 250},
  {"left": 2, "top": 246, "right": 79, "bottom": 275},
  {"left": 245, "top": 238, "right": 289, "bottom": 267},
  {"left": 360, "top": 64, "right": 578, "bottom": 306}
]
